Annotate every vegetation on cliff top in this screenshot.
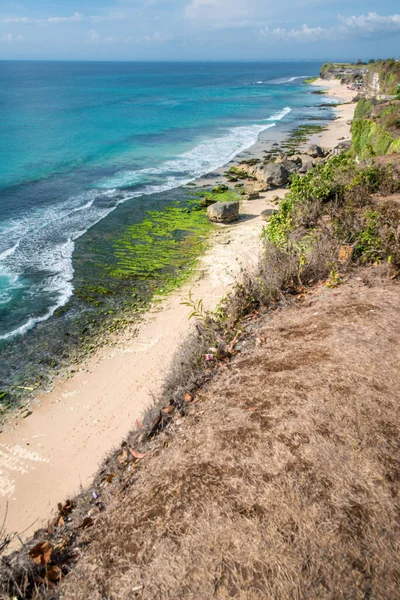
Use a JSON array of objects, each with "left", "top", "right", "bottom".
[{"left": 351, "top": 98, "right": 400, "bottom": 159}]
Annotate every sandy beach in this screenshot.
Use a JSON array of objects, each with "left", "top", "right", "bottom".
[{"left": 0, "top": 78, "right": 357, "bottom": 543}]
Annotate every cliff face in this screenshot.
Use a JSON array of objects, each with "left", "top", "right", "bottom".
[{"left": 363, "top": 59, "right": 400, "bottom": 97}]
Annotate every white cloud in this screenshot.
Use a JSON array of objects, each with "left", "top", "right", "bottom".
[
  {"left": 39, "top": 12, "right": 83, "bottom": 24},
  {"left": 185, "top": 0, "right": 260, "bottom": 22},
  {"left": 144, "top": 31, "right": 174, "bottom": 42},
  {"left": 89, "top": 12, "right": 127, "bottom": 23},
  {"left": 1, "top": 17, "right": 29, "bottom": 24},
  {"left": 1, "top": 33, "right": 24, "bottom": 42},
  {"left": 260, "top": 11, "right": 400, "bottom": 43},
  {"left": 88, "top": 29, "right": 101, "bottom": 43},
  {"left": 339, "top": 12, "right": 400, "bottom": 34},
  {"left": 0, "top": 12, "right": 83, "bottom": 25}
]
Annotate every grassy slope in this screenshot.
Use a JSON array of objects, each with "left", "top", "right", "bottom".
[{"left": 59, "top": 268, "right": 400, "bottom": 600}]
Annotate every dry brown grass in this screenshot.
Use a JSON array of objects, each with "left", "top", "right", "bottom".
[{"left": 52, "top": 266, "right": 400, "bottom": 600}]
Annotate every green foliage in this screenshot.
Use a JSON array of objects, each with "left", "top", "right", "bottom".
[
  {"left": 264, "top": 154, "right": 355, "bottom": 247},
  {"left": 211, "top": 184, "right": 229, "bottom": 194},
  {"left": 354, "top": 98, "right": 373, "bottom": 120},
  {"left": 305, "top": 77, "right": 318, "bottom": 84},
  {"left": 181, "top": 290, "right": 207, "bottom": 321},
  {"left": 263, "top": 195, "right": 295, "bottom": 247},
  {"left": 388, "top": 138, "right": 400, "bottom": 153},
  {"left": 351, "top": 117, "right": 398, "bottom": 159},
  {"left": 354, "top": 210, "right": 381, "bottom": 261}
]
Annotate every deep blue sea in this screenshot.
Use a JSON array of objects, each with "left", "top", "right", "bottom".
[{"left": 0, "top": 61, "right": 333, "bottom": 392}]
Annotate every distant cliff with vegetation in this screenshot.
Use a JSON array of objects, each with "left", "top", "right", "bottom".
[
  {"left": 321, "top": 59, "right": 400, "bottom": 97},
  {"left": 363, "top": 59, "right": 400, "bottom": 97},
  {"left": 320, "top": 59, "right": 400, "bottom": 160},
  {"left": 351, "top": 60, "right": 400, "bottom": 160}
]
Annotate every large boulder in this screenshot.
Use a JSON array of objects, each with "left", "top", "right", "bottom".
[
  {"left": 281, "top": 158, "right": 299, "bottom": 174},
  {"left": 290, "top": 153, "right": 315, "bottom": 173},
  {"left": 306, "top": 144, "right": 325, "bottom": 158},
  {"left": 260, "top": 163, "right": 290, "bottom": 187},
  {"left": 207, "top": 201, "right": 239, "bottom": 223}
]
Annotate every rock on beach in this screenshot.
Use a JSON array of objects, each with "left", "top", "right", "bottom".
[{"left": 207, "top": 201, "right": 239, "bottom": 223}]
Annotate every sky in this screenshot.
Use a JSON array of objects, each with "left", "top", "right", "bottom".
[{"left": 0, "top": 1, "right": 400, "bottom": 61}]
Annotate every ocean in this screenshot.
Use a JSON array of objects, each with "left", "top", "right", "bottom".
[{"left": 0, "top": 61, "right": 332, "bottom": 396}]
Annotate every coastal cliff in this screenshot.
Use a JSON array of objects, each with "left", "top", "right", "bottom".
[
  {"left": 320, "top": 60, "right": 400, "bottom": 159},
  {"left": 2, "top": 69, "right": 400, "bottom": 600}
]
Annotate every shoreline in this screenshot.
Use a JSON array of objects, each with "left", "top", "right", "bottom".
[{"left": 0, "top": 78, "right": 357, "bottom": 542}]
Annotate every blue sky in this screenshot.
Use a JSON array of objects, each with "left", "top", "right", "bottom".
[{"left": 0, "top": 1, "right": 400, "bottom": 61}]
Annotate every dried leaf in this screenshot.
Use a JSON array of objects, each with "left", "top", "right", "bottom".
[
  {"left": 57, "top": 500, "right": 74, "bottom": 516},
  {"left": 45, "top": 566, "right": 62, "bottom": 583},
  {"left": 149, "top": 414, "right": 161, "bottom": 436},
  {"left": 102, "top": 473, "right": 116, "bottom": 485},
  {"left": 78, "top": 516, "right": 94, "bottom": 529},
  {"left": 161, "top": 406, "right": 174, "bottom": 414},
  {"left": 338, "top": 245, "right": 353, "bottom": 264},
  {"left": 184, "top": 392, "right": 193, "bottom": 403},
  {"left": 29, "top": 542, "right": 53, "bottom": 566},
  {"left": 54, "top": 514, "right": 65, "bottom": 528},
  {"left": 129, "top": 448, "right": 148, "bottom": 460},
  {"left": 136, "top": 419, "right": 144, "bottom": 429}
]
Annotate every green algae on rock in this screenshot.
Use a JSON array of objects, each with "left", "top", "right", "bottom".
[{"left": 110, "top": 204, "right": 212, "bottom": 288}]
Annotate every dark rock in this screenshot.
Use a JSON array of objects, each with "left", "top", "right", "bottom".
[
  {"left": 248, "top": 192, "right": 260, "bottom": 200},
  {"left": 207, "top": 201, "right": 239, "bottom": 223},
  {"left": 261, "top": 163, "right": 290, "bottom": 187},
  {"left": 281, "top": 159, "right": 299, "bottom": 174},
  {"left": 332, "top": 140, "right": 352, "bottom": 155},
  {"left": 306, "top": 144, "right": 325, "bottom": 158},
  {"left": 261, "top": 208, "right": 279, "bottom": 221}
]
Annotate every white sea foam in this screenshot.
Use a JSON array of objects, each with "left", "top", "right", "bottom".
[
  {"left": 264, "top": 107, "right": 291, "bottom": 121},
  {"left": 1, "top": 109, "right": 292, "bottom": 340},
  {"left": 270, "top": 75, "right": 313, "bottom": 84}
]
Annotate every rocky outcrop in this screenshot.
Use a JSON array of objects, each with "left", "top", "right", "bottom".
[
  {"left": 332, "top": 140, "right": 352, "bottom": 155},
  {"left": 290, "top": 154, "right": 315, "bottom": 173},
  {"left": 207, "top": 201, "right": 239, "bottom": 223},
  {"left": 259, "top": 163, "right": 290, "bottom": 187},
  {"left": 306, "top": 144, "right": 325, "bottom": 158}
]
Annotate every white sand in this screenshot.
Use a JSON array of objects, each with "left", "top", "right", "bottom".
[{"left": 0, "top": 78, "right": 356, "bottom": 543}]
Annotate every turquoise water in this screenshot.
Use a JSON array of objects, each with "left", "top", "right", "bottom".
[{"left": 0, "top": 61, "right": 333, "bottom": 392}]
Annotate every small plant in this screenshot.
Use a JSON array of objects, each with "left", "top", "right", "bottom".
[
  {"left": 326, "top": 264, "right": 343, "bottom": 288},
  {"left": 181, "top": 290, "right": 207, "bottom": 322}
]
